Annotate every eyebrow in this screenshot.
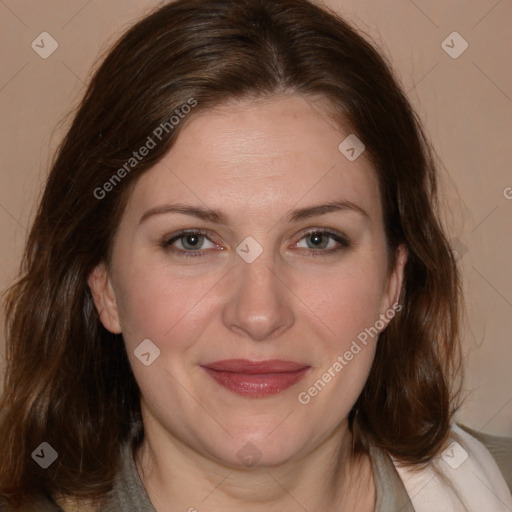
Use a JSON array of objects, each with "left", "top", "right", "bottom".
[{"left": 139, "top": 199, "right": 369, "bottom": 225}]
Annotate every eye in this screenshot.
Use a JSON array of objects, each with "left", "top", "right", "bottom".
[
  {"left": 294, "top": 230, "right": 350, "bottom": 255},
  {"left": 161, "top": 229, "right": 221, "bottom": 257},
  {"left": 161, "top": 228, "right": 350, "bottom": 259}
]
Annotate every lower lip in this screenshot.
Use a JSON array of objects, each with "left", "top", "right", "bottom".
[{"left": 201, "top": 367, "right": 310, "bottom": 397}]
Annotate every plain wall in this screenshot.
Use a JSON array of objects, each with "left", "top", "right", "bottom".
[{"left": 0, "top": 0, "right": 511, "bottom": 435}]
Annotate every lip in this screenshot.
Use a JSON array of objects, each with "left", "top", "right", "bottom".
[{"left": 201, "top": 359, "right": 311, "bottom": 397}]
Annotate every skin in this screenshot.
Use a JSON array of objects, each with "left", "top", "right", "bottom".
[{"left": 88, "top": 94, "right": 407, "bottom": 512}]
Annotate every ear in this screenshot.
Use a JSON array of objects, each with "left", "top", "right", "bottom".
[
  {"left": 87, "top": 261, "right": 122, "bottom": 334},
  {"left": 380, "top": 243, "right": 408, "bottom": 320}
]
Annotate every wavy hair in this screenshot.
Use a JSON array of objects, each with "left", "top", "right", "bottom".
[{"left": 0, "top": 0, "right": 463, "bottom": 506}]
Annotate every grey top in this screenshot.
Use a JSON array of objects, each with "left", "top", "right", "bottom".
[{"left": 0, "top": 442, "right": 415, "bottom": 511}]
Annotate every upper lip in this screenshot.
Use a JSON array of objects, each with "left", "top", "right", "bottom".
[{"left": 202, "top": 359, "right": 309, "bottom": 374}]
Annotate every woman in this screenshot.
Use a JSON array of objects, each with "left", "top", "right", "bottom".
[{"left": 1, "top": 0, "right": 510, "bottom": 510}]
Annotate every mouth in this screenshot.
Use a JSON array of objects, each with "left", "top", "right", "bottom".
[{"left": 200, "top": 359, "right": 311, "bottom": 398}]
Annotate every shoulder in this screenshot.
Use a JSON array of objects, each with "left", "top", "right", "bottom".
[
  {"left": 0, "top": 495, "right": 63, "bottom": 511},
  {"left": 0, "top": 494, "right": 100, "bottom": 512},
  {"left": 457, "top": 422, "right": 512, "bottom": 494},
  {"left": 391, "top": 423, "right": 512, "bottom": 512}
]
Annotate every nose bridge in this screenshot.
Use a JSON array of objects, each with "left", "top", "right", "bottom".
[
  {"left": 238, "top": 249, "right": 279, "bottom": 297},
  {"left": 222, "top": 241, "right": 294, "bottom": 341},
  {"left": 235, "top": 233, "right": 279, "bottom": 290}
]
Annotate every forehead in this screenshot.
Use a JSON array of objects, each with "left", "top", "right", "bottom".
[{"left": 125, "top": 94, "right": 382, "bottom": 224}]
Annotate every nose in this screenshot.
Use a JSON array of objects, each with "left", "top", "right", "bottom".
[{"left": 221, "top": 254, "right": 295, "bottom": 342}]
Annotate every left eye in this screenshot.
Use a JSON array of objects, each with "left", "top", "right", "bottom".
[{"left": 295, "top": 231, "right": 349, "bottom": 252}]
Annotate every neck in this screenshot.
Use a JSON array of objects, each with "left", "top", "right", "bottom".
[{"left": 135, "top": 414, "right": 374, "bottom": 512}]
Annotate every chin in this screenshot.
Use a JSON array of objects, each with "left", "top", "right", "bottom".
[{"left": 201, "top": 424, "right": 309, "bottom": 470}]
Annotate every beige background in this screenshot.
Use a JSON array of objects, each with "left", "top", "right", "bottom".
[{"left": 0, "top": 0, "right": 511, "bottom": 435}]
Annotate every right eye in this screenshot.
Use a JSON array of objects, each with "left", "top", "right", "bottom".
[{"left": 161, "top": 229, "right": 223, "bottom": 258}]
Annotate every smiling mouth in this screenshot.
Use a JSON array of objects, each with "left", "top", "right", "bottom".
[{"left": 200, "top": 359, "right": 311, "bottom": 397}]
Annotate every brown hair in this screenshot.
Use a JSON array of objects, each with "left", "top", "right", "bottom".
[{"left": 0, "top": 0, "right": 463, "bottom": 506}]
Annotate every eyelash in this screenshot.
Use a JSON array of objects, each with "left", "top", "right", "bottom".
[{"left": 161, "top": 229, "right": 350, "bottom": 259}]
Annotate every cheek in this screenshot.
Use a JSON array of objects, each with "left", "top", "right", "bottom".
[
  {"left": 294, "top": 260, "right": 387, "bottom": 352},
  {"left": 113, "top": 266, "right": 222, "bottom": 407},
  {"left": 293, "top": 267, "right": 384, "bottom": 422},
  {"left": 113, "top": 261, "right": 222, "bottom": 353}
]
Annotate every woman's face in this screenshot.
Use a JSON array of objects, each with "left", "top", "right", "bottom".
[{"left": 89, "top": 94, "right": 406, "bottom": 468}]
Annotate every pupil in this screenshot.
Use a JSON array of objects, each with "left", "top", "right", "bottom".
[
  {"left": 310, "top": 232, "right": 325, "bottom": 247},
  {"left": 185, "top": 234, "right": 201, "bottom": 248}
]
